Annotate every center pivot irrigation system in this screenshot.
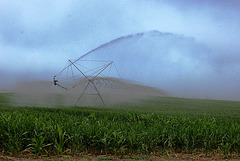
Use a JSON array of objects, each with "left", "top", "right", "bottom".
[{"left": 53, "top": 59, "right": 122, "bottom": 106}]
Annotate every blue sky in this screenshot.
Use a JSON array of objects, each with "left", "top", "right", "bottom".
[{"left": 0, "top": 0, "right": 240, "bottom": 99}]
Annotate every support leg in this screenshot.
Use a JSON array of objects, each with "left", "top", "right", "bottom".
[
  {"left": 75, "top": 81, "right": 91, "bottom": 106},
  {"left": 91, "top": 81, "right": 105, "bottom": 106}
]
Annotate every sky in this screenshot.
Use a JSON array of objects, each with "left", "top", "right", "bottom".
[{"left": 0, "top": 0, "right": 240, "bottom": 100}]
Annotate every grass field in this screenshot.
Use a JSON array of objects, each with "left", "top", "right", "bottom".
[{"left": 0, "top": 93, "right": 240, "bottom": 157}]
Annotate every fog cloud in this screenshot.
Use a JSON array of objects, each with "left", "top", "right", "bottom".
[{"left": 0, "top": 0, "right": 240, "bottom": 100}]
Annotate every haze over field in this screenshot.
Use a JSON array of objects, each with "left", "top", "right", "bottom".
[{"left": 1, "top": 0, "right": 240, "bottom": 100}]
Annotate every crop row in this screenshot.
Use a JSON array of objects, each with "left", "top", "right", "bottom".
[{"left": 0, "top": 107, "right": 240, "bottom": 156}]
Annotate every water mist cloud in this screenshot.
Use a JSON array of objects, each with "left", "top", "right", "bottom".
[
  {"left": 0, "top": 0, "right": 240, "bottom": 100},
  {"left": 72, "top": 31, "right": 239, "bottom": 100}
]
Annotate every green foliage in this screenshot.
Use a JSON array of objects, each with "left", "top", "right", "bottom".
[
  {"left": 0, "top": 94, "right": 240, "bottom": 156},
  {"left": 97, "top": 156, "right": 114, "bottom": 161}
]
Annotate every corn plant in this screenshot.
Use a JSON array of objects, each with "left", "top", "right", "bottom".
[{"left": 1, "top": 94, "right": 240, "bottom": 156}]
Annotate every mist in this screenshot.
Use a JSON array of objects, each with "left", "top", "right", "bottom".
[{"left": 1, "top": 0, "right": 240, "bottom": 101}]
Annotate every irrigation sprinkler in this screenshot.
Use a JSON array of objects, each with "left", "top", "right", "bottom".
[{"left": 53, "top": 59, "right": 122, "bottom": 106}]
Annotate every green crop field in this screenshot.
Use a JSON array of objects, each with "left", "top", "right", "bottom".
[{"left": 0, "top": 93, "right": 240, "bottom": 157}]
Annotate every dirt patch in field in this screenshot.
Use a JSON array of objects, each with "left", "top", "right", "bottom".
[{"left": 1, "top": 154, "right": 240, "bottom": 161}]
